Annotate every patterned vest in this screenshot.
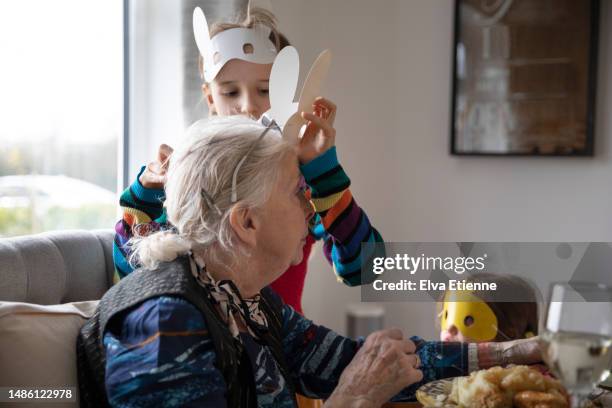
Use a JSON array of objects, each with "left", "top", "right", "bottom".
[{"left": 76, "top": 256, "right": 296, "bottom": 407}]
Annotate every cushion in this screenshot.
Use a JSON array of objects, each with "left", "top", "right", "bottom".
[{"left": 0, "top": 301, "right": 98, "bottom": 408}]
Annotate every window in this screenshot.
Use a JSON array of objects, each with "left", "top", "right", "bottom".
[{"left": 0, "top": 0, "right": 123, "bottom": 237}]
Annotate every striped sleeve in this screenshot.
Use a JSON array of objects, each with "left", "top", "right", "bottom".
[
  {"left": 103, "top": 296, "right": 226, "bottom": 407},
  {"left": 300, "top": 147, "right": 385, "bottom": 286},
  {"left": 280, "top": 302, "right": 361, "bottom": 399},
  {"left": 112, "top": 166, "right": 167, "bottom": 281}
]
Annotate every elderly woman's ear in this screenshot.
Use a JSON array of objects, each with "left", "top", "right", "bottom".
[{"left": 229, "top": 205, "right": 260, "bottom": 247}]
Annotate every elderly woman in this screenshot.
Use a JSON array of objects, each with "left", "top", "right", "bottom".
[{"left": 77, "top": 116, "right": 540, "bottom": 408}]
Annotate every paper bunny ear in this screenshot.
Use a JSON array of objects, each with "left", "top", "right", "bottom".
[
  {"left": 193, "top": 6, "right": 278, "bottom": 82},
  {"left": 192, "top": 7, "right": 211, "bottom": 59},
  {"left": 267, "top": 46, "right": 300, "bottom": 130},
  {"left": 264, "top": 47, "right": 332, "bottom": 143},
  {"left": 297, "top": 49, "right": 332, "bottom": 115}
]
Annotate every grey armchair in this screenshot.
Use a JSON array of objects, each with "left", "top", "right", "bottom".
[{"left": 0, "top": 229, "right": 115, "bottom": 303}]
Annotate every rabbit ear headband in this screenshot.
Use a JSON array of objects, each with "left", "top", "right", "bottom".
[{"left": 193, "top": 5, "right": 278, "bottom": 83}]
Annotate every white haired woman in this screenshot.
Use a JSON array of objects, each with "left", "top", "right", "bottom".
[{"left": 77, "top": 116, "right": 541, "bottom": 408}]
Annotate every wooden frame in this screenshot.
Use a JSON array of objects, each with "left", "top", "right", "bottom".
[{"left": 450, "top": 0, "right": 600, "bottom": 156}]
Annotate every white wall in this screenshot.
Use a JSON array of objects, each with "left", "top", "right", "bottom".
[
  {"left": 272, "top": 0, "right": 612, "bottom": 338},
  {"left": 131, "top": 0, "right": 612, "bottom": 339}
]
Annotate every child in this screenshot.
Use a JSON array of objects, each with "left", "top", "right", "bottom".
[{"left": 439, "top": 273, "right": 539, "bottom": 343}]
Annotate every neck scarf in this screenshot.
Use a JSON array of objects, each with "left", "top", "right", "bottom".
[{"left": 189, "top": 254, "right": 268, "bottom": 340}]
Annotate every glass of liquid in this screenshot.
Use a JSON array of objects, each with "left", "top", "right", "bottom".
[{"left": 540, "top": 282, "right": 612, "bottom": 407}]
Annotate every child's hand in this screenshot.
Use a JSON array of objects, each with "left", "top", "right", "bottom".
[
  {"left": 298, "top": 97, "right": 337, "bottom": 164},
  {"left": 139, "top": 144, "right": 173, "bottom": 189}
]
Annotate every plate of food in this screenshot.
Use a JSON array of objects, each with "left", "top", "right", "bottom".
[
  {"left": 416, "top": 365, "right": 570, "bottom": 408},
  {"left": 415, "top": 377, "right": 454, "bottom": 407}
]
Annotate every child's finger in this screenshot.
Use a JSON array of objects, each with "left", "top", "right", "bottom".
[
  {"left": 313, "top": 97, "right": 336, "bottom": 113},
  {"left": 316, "top": 105, "right": 328, "bottom": 119},
  {"left": 150, "top": 174, "right": 166, "bottom": 184},
  {"left": 158, "top": 144, "right": 174, "bottom": 169},
  {"left": 147, "top": 162, "right": 164, "bottom": 177},
  {"left": 313, "top": 97, "right": 337, "bottom": 125},
  {"left": 301, "top": 111, "right": 335, "bottom": 137},
  {"left": 313, "top": 96, "right": 336, "bottom": 112}
]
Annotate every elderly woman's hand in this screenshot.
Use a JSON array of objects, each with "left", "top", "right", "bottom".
[
  {"left": 298, "top": 97, "right": 337, "bottom": 165},
  {"left": 478, "top": 336, "right": 543, "bottom": 368},
  {"left": 499, "top": 336, "right": 542, "bottom": 366},
  {"left": 325, "top": 328, "right": 423, "bottom": 408}
]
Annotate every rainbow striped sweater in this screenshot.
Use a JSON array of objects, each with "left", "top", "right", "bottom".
[{"left": 113, "top": 146, "right": 384, "bottom": 286}]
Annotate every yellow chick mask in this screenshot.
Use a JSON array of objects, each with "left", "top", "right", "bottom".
[{"left": 441, "top": 290, "right": 498, "bottom": 342}]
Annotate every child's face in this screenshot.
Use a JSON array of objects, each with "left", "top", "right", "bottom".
[{"left": 204, "top": 59, "right": 273, "bottom": 119}]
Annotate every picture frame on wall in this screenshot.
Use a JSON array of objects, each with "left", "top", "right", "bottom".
[{"left": 450, "top": 0, "right": 600, "bottom": 156}]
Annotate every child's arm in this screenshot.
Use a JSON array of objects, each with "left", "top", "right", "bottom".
[
  {"left": 301, "top": 146, "right": 384, "bottom": 287},
  {"left": 113, "top": 145, "right": 172, "bottom": 281},
  {"left": 112, "top": 167, "right": 167, "bottom": 281},
  {"left": 298, "top": 97, "right": 385, "bottom": 287}
]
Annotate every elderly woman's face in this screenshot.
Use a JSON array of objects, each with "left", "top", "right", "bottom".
[{"left": 255, "top": 150, "right": 314, "bottom": 282}]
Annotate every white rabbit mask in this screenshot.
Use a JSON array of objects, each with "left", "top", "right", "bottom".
[
  {"left": 262, "top": 46, "right": 332, "bottom": 144},
  {"left": 193, "top": 6, "right": 278, "bottom": 83}
]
